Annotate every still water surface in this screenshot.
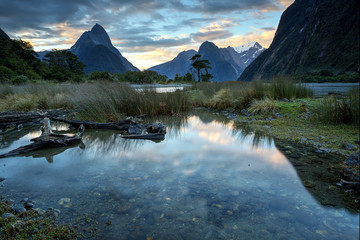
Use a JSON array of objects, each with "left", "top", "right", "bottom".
[{"left": 0, "top": 111, "right": 358, "bottom": 239}]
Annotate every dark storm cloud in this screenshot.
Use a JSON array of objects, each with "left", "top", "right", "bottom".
[
  {"left": 0, "top": 0, "right": 284, "bottom": 51},
  {"left": 0, "top": 0, "right": 282, "bottom": 31},
  {"left": 170, "top": 0, "right": 281, "bottom": 14}
]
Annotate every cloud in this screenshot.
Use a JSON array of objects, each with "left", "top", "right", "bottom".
[
  {"left": 175, "top": 0, "right": 282, "bottom": 14},
  {"left": 276, "top": 0, "right": 295, "bottom": 9},
  {"left": 114, "top": 35, "right": 192, "bottom": 52},
  {"left": 0, "top": 0, "right": 290, "bottom": 69},
  {"left": 191, "top": 30, "right": 232, "bottom": 42},
  {"left": 189, "top": 19, "right": 236, "bottom": 42},
  {"left": 214, "top": 27, "right": 277, "bottom": 48}
]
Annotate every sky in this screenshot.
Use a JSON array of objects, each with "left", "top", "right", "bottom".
[{"left": 0, "top": 0, "right": 294, "bottom": 69}]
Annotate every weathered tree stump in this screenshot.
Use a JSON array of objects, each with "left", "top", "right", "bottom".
[{"left": 0, "top": 118, "right": 84, "bottom": 159}]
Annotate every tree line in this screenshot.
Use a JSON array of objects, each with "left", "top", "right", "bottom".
[{"left": 0, "top": 37, "right": 213, "bottom": 84}]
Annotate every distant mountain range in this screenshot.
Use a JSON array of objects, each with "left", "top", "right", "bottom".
[
  {"left": 149, "top": 41, "right": 265, "bottom": 81},
  {"left": 239, "top": 0, "right": 360, "bottom": 81}
]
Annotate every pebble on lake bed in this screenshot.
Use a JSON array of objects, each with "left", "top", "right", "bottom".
[{"left": 58, "top": 198, "right": 72, "bottom": 208}]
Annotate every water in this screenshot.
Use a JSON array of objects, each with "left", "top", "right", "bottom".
[
  {"left": 131, "top": 84, "right": 191, "bottom": 93},
  {"left": 0, "top": 111, "right": 358, "bottom": 239},
  {"left": 303, "top": 83, "right": 359, "bottom": 96}
]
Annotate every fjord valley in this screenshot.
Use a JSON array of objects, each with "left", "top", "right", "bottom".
[{"left": 0, "top": 0, "right": 359, "bottom": 239}]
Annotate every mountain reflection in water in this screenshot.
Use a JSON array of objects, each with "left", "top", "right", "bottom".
[{"left": 0, "top": 110, "right": 358, "bottom": 240}]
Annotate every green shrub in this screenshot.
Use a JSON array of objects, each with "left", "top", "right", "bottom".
[
  {"left": 0, "top": 66, "right": 14, "bottom": 82},
  {"left": 89, "top": 71, "right": 112, "bottom": 80},
  {"left": 11, "top": 75, "right": 29, "bottom": 85}
]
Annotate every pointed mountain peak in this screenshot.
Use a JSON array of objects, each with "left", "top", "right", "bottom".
[
  {"left": 199, "top": 41, "right": 218, "bottom": 52},
  {"left": 91, "top": 23, "right": 106, "bottom": 34},
  {"left": 88, "top": 24, "right": 112, "bottom": 47}
]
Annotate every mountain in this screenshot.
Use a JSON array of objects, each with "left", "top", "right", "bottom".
[
  {"left": 70, "top": 24, "right": 139, "bottom": 74},
  {"left": 148, "top": 50, "right": 197, "bottom": 79},
  {"left": 0, "top": 28, "right": 9, "bottom": 39},
  {"left": 233, "top": 42, "right": 265, "bottom": 65},
  {"left": 198, "top": 41, "right": 243, "bottom": 82},
  {"left": 36, "top": 50, "right": 50, "bottom": 61},
  {"left": 239, "top": 0, "right": 360, "bottom": 81},
  {"left": 148, "top": 41, "right": 265, "bottom": 81}
]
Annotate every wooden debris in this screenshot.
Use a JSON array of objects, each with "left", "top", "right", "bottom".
[
  {"left": 0, "top": 109, "right": 69, "bottom": 130},
  {"left": 121, "top": 132, "right": 165, "bottom": 140},
  {"left": 50, "top": 117, "right": 141, "bottom": 132},
  {"left": 0, "top": 118, "right": 84, "bottom": 159}
]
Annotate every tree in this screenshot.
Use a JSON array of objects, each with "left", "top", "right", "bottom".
[
  {"left": 44, "top": 50, "right": 85, "bottom": 81},
  {"left": 0, "top": 38, "right": 43, "bottom": 82},
  {"left": 190, "top": 54, "right": 212, "bottom": 82}
]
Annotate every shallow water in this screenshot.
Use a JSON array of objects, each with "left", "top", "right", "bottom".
[{"left": 0, "top": 111, "right": 358, "bottom": 239}]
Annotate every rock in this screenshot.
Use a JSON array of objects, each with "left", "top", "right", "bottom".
[
  {"left": 342, "top": 143, "right": 356, "bottom": 150},
  {"left": 24, "top": 200, "right": 35, "bottom": 210},
  {"left": 0, "top": 177, "right": 5, "bottom": 182},
  {"left": 128, "top": 124, "right": 142, "bottom": 135},
  {"left": 241, "top": 109, "right": 250, "bottom": 116},
  {"left": 300, "top": 138, "right": 307, "bottom": 141},
  {"left": 1, "top": 213, "right": 14, "bottom": 218},
  {"left": 145, "top": 122, "right": 166, "bottom": 134},
  {"left": 282, "top": 98, "right": 290, "bottom": 102},
  {"left": 342, "top": 150, "right": 360, "bottom": 186},
  {"left": 304, "top": 180, "right": 316, "bottom": 188},
  {"left": 58, "top": 198, "right": 72, "bottom": 208},
  {"left": 11, "top": 206, "right": 26, "bottom": 214}
]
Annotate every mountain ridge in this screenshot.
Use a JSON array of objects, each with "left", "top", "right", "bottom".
[
  {"left": 239, "top": 0, "right": 360, "bottom": 81},
  {"left": 149, "top": 41, "right": 265, "bottom": 81}
]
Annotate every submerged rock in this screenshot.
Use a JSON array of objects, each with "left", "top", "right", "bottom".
[
  {"left": 342, "top": 143, "right": 357, "bottom": 150},
  {"left": 342, "top": 150, "right": 360, "bottom": 190},
  {"left": 1, "top": 213, "right": 14, "bottom": 218}
]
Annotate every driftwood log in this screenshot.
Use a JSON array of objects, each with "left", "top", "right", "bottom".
[
  {"left": 0, "top": 118, "right": 84, "bottom": 159},
  {"left": 50, "top": 117, "right": 142, "bottom": 132},
  {"left": 51, "top": 118, "right": 167, "bottom": 139},
  {"left": 0, "top": 109, "right": 69, "bottom": 130}
]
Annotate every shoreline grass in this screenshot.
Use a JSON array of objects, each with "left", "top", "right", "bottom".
[{"left": 0, "top": 80, "right": 357, "bottom": 154}]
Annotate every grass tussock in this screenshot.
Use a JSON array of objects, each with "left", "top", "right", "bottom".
[
  {"left": 270, "top": 76, "right": 313, "bottom": 99},
  {"left": 70, "top": 82, "right": 190, "bottom": 121},
  {"left": 317, "top": 87, "right": 359, "bottom": 125},
  {"left": 209, "top": 89, "right": 233, "bottom": 110},
  {"left": 248, "top": 98, "right": 276, "bottom": 115},
  {"left": 190, "top": 77, "right": 312, "bottom": 111}
]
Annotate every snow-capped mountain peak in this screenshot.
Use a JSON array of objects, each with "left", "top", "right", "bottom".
[{"left": 233, "top": 42, "right": 263, "bottom": 53}]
